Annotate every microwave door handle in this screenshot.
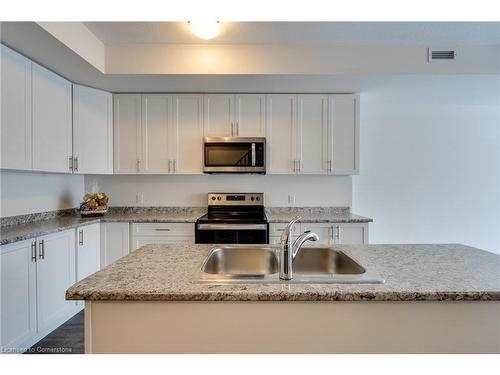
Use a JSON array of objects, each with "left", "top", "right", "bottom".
[{"left": 251, "top": 143, "right": 256, "bottom": 166}]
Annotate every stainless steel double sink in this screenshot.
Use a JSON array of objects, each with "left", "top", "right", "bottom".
[{"left": 197, "top": 246, "right": 384, "bottom": 284}]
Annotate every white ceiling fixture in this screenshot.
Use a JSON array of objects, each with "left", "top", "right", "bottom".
[{"left": 188, "top": 21, "right": 221, "bottom": 40}]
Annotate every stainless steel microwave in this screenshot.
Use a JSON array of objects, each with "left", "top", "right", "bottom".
[{"left": 203, "top": 137, "right": 266, "bottom": 174}]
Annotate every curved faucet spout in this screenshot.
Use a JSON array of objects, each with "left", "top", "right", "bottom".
[{"left": 292, "top": 231, "right": 319, "bottom": 259}]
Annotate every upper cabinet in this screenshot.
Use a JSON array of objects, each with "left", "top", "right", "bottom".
[
  {"left": 32, "top": 63, "right": 73, "bottom": 173},
  {"left": 73, "top": 85, "right": 113, "bottom": 174},
  {"left": 204, "top": 94, "right": 266, "bottom": 137},
  {"left": 114, "top": 94, "right": 204, "bottom": 174},
  {"left": 266, "top": 93, "right": 359, "bottom": 175},
  {"left": 114, "top": 94, "right": 142, "bottom": 174},
  {"left": 0, "top": 45, "right": 32, "bottom": 171}
]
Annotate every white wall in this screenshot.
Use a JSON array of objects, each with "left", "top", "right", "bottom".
[
  {"left": 0, "top": 171, "right": 84, "bottom": 217},
  {"left": 352, "top": 75, "right": 500, "bottom": 254},
  {"left": 85, "top": 175, "right": 352, "bottom": 208}
]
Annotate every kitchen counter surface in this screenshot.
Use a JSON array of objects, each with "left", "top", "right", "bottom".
[
  {"left": 0, "top": 207, "right": 372, "bottom": 246},
  {"left": 66, "top": 243, "right": 500, "bottom": 302}
]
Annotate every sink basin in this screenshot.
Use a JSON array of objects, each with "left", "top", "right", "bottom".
[
  {"left": 202, "top": 246, "right": 278, "bottom": 276},
  {"left": 197, "top": 245, "right": 384, "bottom": 284},
  {"left": 293, "top": 247, "right": 365, "bottom": 275}
]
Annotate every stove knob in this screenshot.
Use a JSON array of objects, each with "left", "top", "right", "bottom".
[
  {"left": 255, "top": 196, "right": 260, "bottom": 201},
  {"left": 217, "top": 196, "right": 222, "bottom": 201},
  {"left": 211, "top": 196, "right": 216, "bottom": 201},
  {"left": 250, "top": 197, "right": 255, "bottom": 201}
]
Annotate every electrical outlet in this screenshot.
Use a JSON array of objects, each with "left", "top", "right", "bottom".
[
  {"left": 288, "top": 195, "right": 295, "bottom": 205},
  {"left": 136, "top": 193, "right": 144, "bottom": 205}
]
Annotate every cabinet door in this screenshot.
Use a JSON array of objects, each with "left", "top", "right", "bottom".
[
  {"left": 141, "top": 94, "right": 172, "bottom": 173},
  {"left": 334, "top": 224, "right": 368, "bottom": 244},
  {"left": 0, "top": 45, "right": 32, "bottom": 171},
  {"left": 203, "top": 94, "right": 234, "bottom": 137},
  {"left": 76, "top": 223, "right": 101, "bottom": 281},
  {"left": 297, "top": 95, "right": 328, "bottom": 174},
  {"left": 0, "top": 240, "right": 37, "bottom": 349},
  {"left": 36, "top": 230, "right": 76, "bottom": 334},
  {"left": 32, "top": 63, "right": 72, "bottom": 173},
  {"left": 114, "top": 94, "right": 142, "bottom": 174},
  {"left": 266, "top": 95, "right": 297, "bottom": 174},
  {"left": 73, "top": 85, "right": 113, "bottom": 174},
  {"left": 234, "top": 94, "right": 266, "bottom": 137},
  {"left": 171, "top": 95, "right": 204, "bottom": 174},
  {"left": 328, "top": 95, "right": 359, "bottom": 175},
  {"left": 100, "top": 222, "right": 130, "bottom": 267},
  {"left": 301, "top": 223, "right": 334, "bottom": 245}
]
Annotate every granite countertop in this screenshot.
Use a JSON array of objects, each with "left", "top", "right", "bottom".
[
  {"left": 66, "top": 243, "right": 500, "bottom": 302},
  {"left": 0, "top": 207, "right": 372, "bottom": 246}
]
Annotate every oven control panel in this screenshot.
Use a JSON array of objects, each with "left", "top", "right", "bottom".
[{"left": 207, "top": 193, "right": 264, "bottom": 206}]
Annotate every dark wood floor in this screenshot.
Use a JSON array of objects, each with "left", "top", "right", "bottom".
[{"left": 24, "top": 311, "right": 84, "bottom": 354}]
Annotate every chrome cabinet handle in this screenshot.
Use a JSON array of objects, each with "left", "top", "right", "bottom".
[
  {"left": 136, "top": 159, "right": 140, "bottom": 172},
  {"left": 39, "top": 240, "right": 45, "bottom": 260},
  {"left": 231, "top": 122, "right": 234, "bottom": 136},
  {"left": 74, "top": 157, "right": 79, "bottom": 172},
  {"left": 69, "top": 156, "right": 73, "bottom": 171},
  {"left": 154, "top": 228, "right": 170, "bottom": 231},
  {"left": 31, "top": 241, "right": 37, "bottom": 262},
  {"left": 79, "top": 230, "right": 84, "bottom": 246},
  {"left": 173, "top": 159, "right": 176, "bottom": 172},
  {"left": 293, "top": 160, "right": 297, "bottom": 172},
  {"left": 298, "top": 160, "right": 301, "bottom": 172},
  {"left": 236, "top": 122, "right": 239, "bottom": 136},
  {"left": 328, "top": 160, "right": 332, "bottom": 172},
  {"left": 168, "top": 159, "right": 172, "bottom": 173},
  {"left": 335, "top": 225, "right": 340, "bottom": 241}
]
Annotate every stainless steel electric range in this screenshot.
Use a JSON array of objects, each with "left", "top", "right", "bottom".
[{"left": 195, "top": 193, "right": 269, "bottom": 244}]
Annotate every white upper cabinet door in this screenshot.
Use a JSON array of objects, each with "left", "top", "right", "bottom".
[
  {"left": 73, "top": 85, "right": 113, "bottom": 174},
  {"left": 297, "top": 95, "right": 329, "bottom": 174},
  {"left": 0, "top": 240, "right": 37, "bottom": 349},
  {"left": 76, "top": 223, "right": 101, "bottom": 282},
  {"left": 266, "top": 94, "right": 297, "bottom": 174},
  {"left": 203, "top": 94, "right": 235, "bottom": 137},
  {"left": 171, "top": 95, "right": 204, "bottom": 174},
  {"left": 36, "top": 230, "right": 76, "bottom": 334},
  {"left": 32, "top": 63, "right": 72, "bottom": 173},
  {"left": 0, "top": 45, "right": 32, "bottom": 171},
  {"left": 234, "top": 94, "right": 266, "bottom": 137},
  {"left": 141, "top": 94, "right": 172, "bottom": 174},
  {"left": 328, "top": 95, "right": 359, "bottom": 175},
  {"left": 114, "top": 94, "right": 142, "bottom": 174}
]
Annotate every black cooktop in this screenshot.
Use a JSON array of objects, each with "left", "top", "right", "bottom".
[{"left": 196, "top": 206, "right": 268, "bottom": 224}]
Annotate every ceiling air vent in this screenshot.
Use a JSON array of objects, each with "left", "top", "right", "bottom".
[{"left": 428, "top": 48, "right": 457, "bottom": 62}]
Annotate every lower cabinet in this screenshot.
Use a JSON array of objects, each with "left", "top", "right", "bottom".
[
  {"left": 76, "top": 223, "right": 101, "bottom": 281},
  {"left": 269, "top": 222, "right": 369, "bottom": 246},
  {"left": 0, "top": 229, "right": 80, "bottom": 351},
  {"left": 131, "top": 223, "right": 194, "bottom": 251},
  {"left": 100, "top": 222, "right": 130, "bottom": 268}
]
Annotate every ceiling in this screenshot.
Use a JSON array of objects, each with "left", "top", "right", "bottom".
[{"left": 83, "top": 22, "right": 500, "bottom": 45}]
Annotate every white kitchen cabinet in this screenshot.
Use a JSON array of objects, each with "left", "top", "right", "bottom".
[
  {"left": 335, "top": 223, "right": 368, "bottom": 244},
  {"left": 270, "top": 222, "right": 368, "bottom": 245},
  {"left": 114, "top": 94, "right": 142, "bottom": 174},
  {"left": 32, "top": 62, "right": 72, "bottom": 173},
  {"left": 0, "top": 239, "right": 37, "bottom": 349},
  {"left": 76, "top": 223, "right": 101, "bottom": 281},
  {"left": 203, "top": 94, "right": 266, "bottom": 137},
  {"left": 36, "top": 230, "right": 77, "bottom": 335},
  {"left": 0, "top": 45, "right": 32, "bottom": 171},
  {"left": 141, "top": 94, "right": 172, "bottom": 173},
  {"left": 297, "top": 95, "right": 329, "bottom": 174},
  {"left": 171, "top": 95, "right": 204, "bottom": 174},
  {"left": 301, "top": 223, "right": 335, "bottom": 245},
  {"left": 73, "top": 85, "right": 113, "bottom": 174},
  {"left": 266, "top": 94, "right": 297, "bottom": 174},
  {"left": 328, "top": 95, "right": 359, "bottom": 175},
  {"left": 234, "top": 94, "right": 266, "bottom": 137},
  {"left": 131, "top": 223, "right": 194, "bottom": 251},
  {"left": 100, "top": 222, "right": 130, "bottom": 267},
  {"left": 203, "top": 94, "right": 234, "bottom": 137}
]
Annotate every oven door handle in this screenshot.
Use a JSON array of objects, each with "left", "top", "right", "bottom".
[
  {"left": 251, "top": 143, "right": 256, "bottom": 166},
  {"left": 197, "top": 223, "right": 267, "bottom": 230}
]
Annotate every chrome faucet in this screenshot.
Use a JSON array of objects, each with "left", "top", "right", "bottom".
[{"left": 279, "top": 216, "right": 319, "bottom": 280}]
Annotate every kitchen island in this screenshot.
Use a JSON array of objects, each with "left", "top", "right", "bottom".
[{"left": 66, "top": 243, "right": 500, "bottom": 354}]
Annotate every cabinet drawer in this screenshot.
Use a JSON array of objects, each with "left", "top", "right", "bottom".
[
  {"left": 132, "top": 223, "right": 194, "bottom": 236},
  {"left": 269, "top": 223, "right": 301, "bottom": 237}
]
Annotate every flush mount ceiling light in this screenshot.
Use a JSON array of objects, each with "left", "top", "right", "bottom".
[{"left": 188, "top": 21, "right": 221, "bottom": 40}]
